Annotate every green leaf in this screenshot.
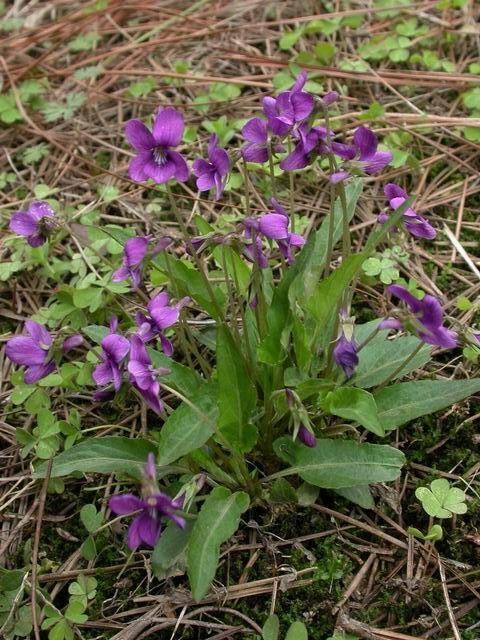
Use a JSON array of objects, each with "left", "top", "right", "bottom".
[
  {"left": 269, "top": 478, "right": 298, "bottom": 504},
  {"left": 323, "top": 388, "right": 384, "bottom": 436},
  {"left": 354, "top": 331, "right": 431, "bottom": 389},
  {"left": 128, "top": 76, "right": 156, "bottom": 98},
  {"left": 217, "top": 326, "right": 257, "bottom": 452},
  {"left": 49, "top": 619, "right": 73, "bottom": 640},
  {"left": 152, "top": 518, "right": 193, "bottom": 577},
  {"left": 187, "top": 487, "right": 250, "bottom": 601},
  {"left": 415, "top": 479, "right": 467, "bottom": 519},
  {"left": 285, "top": 621, "right": 308, "bottom": 640},
  {"left": 315, "top": 42, "right": 336, "bottom": 63},
  {"left": 64, "top": 600, "right": 88, "bottom": 624},
  {"left": 335, "top": 485, "right": 374, "bottom": 509},
  {"left": 157, "top": 383, "right": 217, "bottom": 466},
  {"left": 262, "top": 614, "right": 279, "bottom": 640},
  {"left": 80, "top": 504, "right": 103, "bottom": 533},
  {"left": 279, "top": 29, "right": 303, "bottom": 50},
  {"left": 80, "top": 536, "right": 96, "bottom": 561},
  {"left": 375, "top": 378, "right": 480, "bottom": 431},
  {"left": 274, "top": 438, "right": 405, "bottom": 488},
  {"left": 33, "top": 437, "right": 153, "bottom": 478},
  {"left": 68, "top": 32, "right": 100, "bottom": 51}
]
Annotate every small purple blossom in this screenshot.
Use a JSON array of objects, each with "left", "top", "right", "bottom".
[
  {"left": 321, "top": 91, "right": 339, "bottom": 107},
  {"left": 9, "top": 201, "right": 55, "bottom": 247},
  {"left": 92, "top": 317, "right": 130, "bottom": 397},
  {"left": 112, "top": 235, "right": 170, "bottom": 290},
  {"left": 262, "top": 71, "right": 314, "bottom": 137},
  {"left": 242, "top": 117, "right": 269, "bottom": 163},
  {"left": 192, "top": 134, "right": 230, "bottom": 200},
  {"left": 108, "top": 453, "right": 185, "bottom": 550},
  {"left": 280, "top": 123, "right": 326, "bottom": 171},
  {"left": 125, "top": 107, "right": 189, "bottom": 184},
  {"left": 62, "top": 334, "right": 84, "bottom": 353},
  {"left": 381, "top": 284, "right": 458, "bottom": 349},
  {"left": 5, "top": 320, "right": 55, "bottom": 384},
  {"left": 128, "top": 335, "right": 169, "bottom": 414},
  {"left": 333, "top": 311, "right": 358, "bottom": 378},
  {"left": 297, "top": 425, "right": 316, "bottom": 448},
  {"left": 382, "top": 183, "right": 436, "bottom": 240},
  {"left": 135, "top": 292, "right": 189, "bottom": 356},
  {"left": 330, "top": 126, "right": 392, "bottom": 182}
]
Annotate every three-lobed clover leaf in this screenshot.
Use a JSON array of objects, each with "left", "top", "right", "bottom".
[{"left": 415, "top": 479, "right": 467, "bottom": 519}]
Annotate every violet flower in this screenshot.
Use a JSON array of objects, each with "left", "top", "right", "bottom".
[
  {"left": 330, "top": 126, "right": 392, "bottom": 182},
  {"left": 125, "top": 107, "right": 189, "bottom": 184},
  {"left": 280, "top": 123, "right": 326, "bottom": 171},
  {"left": 333, "top": 311, "right": 358, "bottom": 378},
  {"left": 247, "top": 198, "right": 305, "bottom": 265},
  {"left": 92, "top": 317, "right": 130, "bottom": 396},
  {"left": 62, "top": 334, "right": 84, "bottom": 353},
  {"left": 381, "top": 284, "right": 458, "bottom": 349},
  {"left": 128, "top": 335, "right": 169, "bottom": 414},
  {"left": 9, "top": 201, "right": 55, "bottom": 247},
  {"left": 242, "top": 117, "right": 269, "bottom": 163},
  {"left": 297, "top": 425, "right": 316, "bottom": 448},
  {"left": 382, "top": 183, "right": 436, "bottom": 240},
  {"left": 192, "top": 134, "right": 230, "bottom": 200},
  {"left": 108, "top": 453, "right": 185, "bottom": 550},
  {"left": 262, "top": 71, "right": 314, "bottom": 137},
  {"left": 135, "top": 292, "right": 189, "bottom": 356},
  {"left": 112, "top": 236, "right": 170, "bottom": 290},
  {"left": 5, "top": 320, "right": 55, "bottom": 384}
]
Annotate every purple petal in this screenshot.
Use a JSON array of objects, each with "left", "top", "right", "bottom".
[
  {"left": 136, "top": 512, "right": 162, "bottom": 547},
  {"left": 242, "top": 117, "right": 268, "bottom": 144},
  {"left": 270, "top": 198, "right": 288, "bottom": 218},
  {"left": 404, "top": 216, "right": 436, "bottom": 240},
  {"left": 143, "top": 156, "right": 177, "bottom": 184},
  {"left": 291, "top": 91, "right": 314, "bottom": 121},
  {"left": 363, "top": 151, "right": 392, "bottom": 174},
  {"left": 147, "top": 291, "right": 170, "bottom": 313},
  {"left": 280, "top": 145, "right": 309, "bottom": 171},
  {"left": 111, "top": 362, "right": 123, "bottom": 391},
  {"left": 102, "top": 334, "right": 130, "bottom": 363},
  {"left": 214, "top": 172, "right": 225, "bottom": 200},
  {"left": 129, "top": 334, "right": 150, "bottom": 367},
  {"left": 384, "top": 183, "right": 407, "bottom": 201},
  {"left": 9, "top": 212, "right": 38, "bottom": 237},
  {"left": 128, "top": 152, "right": 150, "bottom": 182},
  {"left": 258, "top": 213, "right": 289, "bottom": 240},
  {"left": 419, "top": 327, "right": 458, "bottom": 349},
  {"left": 262, "top": 96, "right": 278, "bottom": 120},
  {"left": 152, "top": 107, "right": 184, "bottom": 147},
  {"left": 160, "top": 333, "right": 174, "bottom": 356},
  {"left": 6, "top": 336, "right": 46, "bottom": 366},
  {"left": 288, "top": 233, "right": 305, "bottom": 247},
  {"left": 210, "top": 148, "right": 229, "bottom": 176},
  {"left": 62, "top": 334, "right": 84, "bottom": 352},
  {"left": 28, "top": 201, "right": 54, "bottom": 221},
  {"left": 92, "top": 361, "right": 114, "bottom": 386},
  {"left": 322, "top": 91, "right": 339, "bottom": 106},
  {"left": 388, "top": 284, "right": 422, "bottom": 313},
  {"left": 267, "top": 116, "right": 292, "bottom": 137},
  {"left": 379, "top": 318, "right": 403, "bottom": 331},
  {"left": 128, "top": 360, "right": 152, "bottom": 390},
  {"left": 196, "top": 171, "right": 215, "bottom": 192},
  {"left": 24, "top": 361, "right": 55, "bottom": 384},
  {"left": 112, "top": 265, "right": 130, "bottom": 283},
  {"left": 27, "top": 233, "right": 47, "bottom": 247},
  {"left": 125, "top": 120, "right": 155, "bottom": 151},
  {"left": 331, "top": 141, "right": 356, "bottom": 160},
  {"left": 298, "top": 425, "right": 316, "bottom": 448},
  {"left": 124, "top": 236, "right": 150, "bottom": 267},
  {"left": 329, "top": 171, "right": 351, "bottom": 184},
  {"left": 419, "top": 295, "right": 443, "bottom": 329},
  {"left": 170, "top": 151, "right": 189, "bottom": 182},
  {"left": 109, "top": 494, "right": 145, "bottom": 515},
  {"left": 353, "top": 126, "right": 378, "bottom": 159},
  {"left": 207, "top": 134, "right": 219, "bottom": 155},
  {"left": 192, "top": 158, "right": 211, "bottom": 177},
  {"left": 333, "top": 334, "right": 358, "bottom": 378},
  {"left": 291, "top": 70, "right": 307, "bottom": 93},
  {"left": 243, "top": 142, "right": 268, "bottom": 164},
  {"left": 138, "top": 384, "right": 163, "bottom": 414},
  {"left": 145, "top": 452, "right": 156, "bottom": 480},
  {"left": 25, "top": 320, "right": 51, "bottom": 348},
  {"left": 150, "top": 306, "right": 179, "bottom": 330}
]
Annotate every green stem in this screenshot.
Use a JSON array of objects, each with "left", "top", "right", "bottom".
[{"left": 268, "top": 142, "right": 277, "bottom": 199}]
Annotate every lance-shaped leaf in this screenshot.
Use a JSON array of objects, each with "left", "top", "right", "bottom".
[
  {"left": 34, "top": 437, "right": 153, "bottom": 479},
  {"left": 322, "top": 387, "right": 384, "bottom": 436},
  {"left": 274, "top": 437, "right": 404, "bottom": 488},
  {"left": 217, "top": 326, "right": 257, "bottom": 452},
  {"left": 187, "top": 487, "right": 250, "bottom": 601},
  {"left": 157, "top": 383, "right": 217, "bottom": 466},
  {"left": 375, "top": 378, "right": 480, "bottom": 431}
]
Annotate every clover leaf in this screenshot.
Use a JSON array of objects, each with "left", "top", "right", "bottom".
[{"left": 415, "top": 479, "right": 467, "bottom": 519}]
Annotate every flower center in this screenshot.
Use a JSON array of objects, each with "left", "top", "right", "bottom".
[{"left": 153, "top": 146, "right": 168, "bottom": 166}]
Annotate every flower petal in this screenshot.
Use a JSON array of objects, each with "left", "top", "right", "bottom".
[
  {"left": 143, "top": 156, "right": 177, "bottom": 184},
  {"left": 24, "top": 361, "right": 55, "bottom": 384},
  {"left": 192, "top": 158, "right": 211, "bottom": 177},
  {"left": 243, "top": 143, "right": 268, "bottom": 164},
  {"left": 152, "top": 107, "right": 184, "bottom": 147},
  {"left": 102, "top": 334, "right": 130, "bottom": 363},
  {"left": 388, "top": 284, "right": 422, "bottom": 314},
  {"left": 210, "top": 148, "right": 229, "bottom": 176},
  {"left": 129, "top": 335, "right": 150, "bottom": 367},
  {"left": 25, "top": 320, "right": 51, "bottom": 347},
  {"left": 258, "top": 213, "right": 289, "bottom": 240},
  {"left": 196, "top": 171, "right": 215, "bottom": 192},
  {"left": 291, "top": 91, "right": 314, "bottom": 121},
  {"left": 9, "top": 212, "right": 38, "bottom": 237},
  {"left": 170, "top": 151, "right": 189, "bottom": 182},
  {"left": 62, "top": 334, "right": 84, "bottom": 352},
  {"left": 28, "top": 201, "right": 54, "bottom": 221},
  {"left": 92, "top": 361, "right": 113, "bottom": 386},
  {"left": 242, "top": 117, "right": 267, "bottom": 144},
  {"left": 280, "top": 145, "right": 309, "bottom": 171},
  {"left": 124, "top": 236, "right": 150, "bottom": 267},
  {"left": 125, "top": 119, "right": 155, "bottom": 150},
  {"left": 109, "top": 494, "right": 144, "bottom": 515},
  {"left": 363, "top": 151, "right": 392, "bottom": 174},
  {"left": 353, "top": 126, "right": 378, "bottom": 159},
  {"left": 6, "top": 336, "right": 46, "bottom": 366},
  {"left": 128, "top": 152, "right": 150, "bottom": 182},
  {"left": 126, "top": 513, "right": 143, "bottom": 550},
  {"left": 136, "top": 511, "right": 161, "bottom": 547},
  {"left": 384, "top": 183, "right": 408, "bottom": 201}
]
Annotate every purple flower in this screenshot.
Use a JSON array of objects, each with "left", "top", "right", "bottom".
[
  {"left": 125, "top": 107, "right": 189, "bottom": 184},
  {"left": 62, "top": 334, "right": 84, "bottom": 353},
  {"left": 192, "top": 134, "right": 230, "bottom": 200},
  {"left": 383, "top": 183, "right": 436, "bottom": 240},
  {"left": 108, "top": 453, "right": 185, "bottom": 550},
  {"left": 135, "top": 292, "right": 189, "bottom": 356},
  {"left": 333, "top": 335, "right": 358, "bottom": 378},
  {"left": 257, "top": 198, "right": 305, "bottom": 265},
  {"left": 381, "top": 284, "right": 458, "bottom": 349},
  {"left": 112, "top": 236, "right": 170, "bottom": 290},
  {"left": 242, "top": 117, "right": 269, "bottom": 163},
  {"left": 297, "top": 425, "right": 316, "bottom": 448},
  {"left": 92, "top": 317, "right": 130, "bottom": 396},
  {"left": 280, "top": 123, "right": 325, "bottom": 171},
  {"left": 321, "top": 91, "right": 339, "bottom": 107},
  {"left": 128, "top": 335, "right": 169, "bottom": 414},
  {"left": 262, "top": 71, "right": 314, "bottom": 137},
  {"left": 9, "top": 201, "right": 55, "bottom": 247},
  {"left": 5, "top": 320, "right": 55, "bottom": 384},
  {"left": 330, "top": 126, "right": 392, "bottom": 181}
]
